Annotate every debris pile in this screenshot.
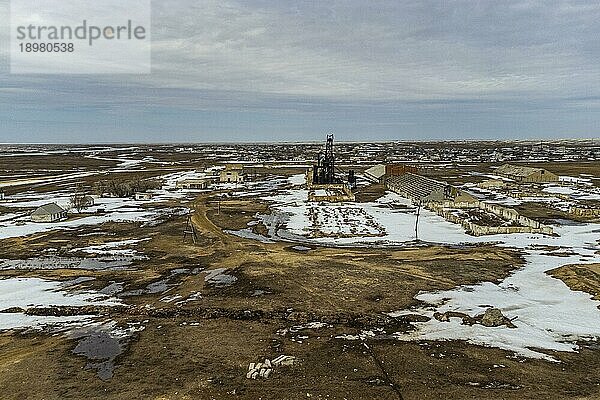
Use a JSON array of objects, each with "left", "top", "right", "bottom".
[
  {"left": 433, "top": 308, "right": 516, "bottom": 328},
  {"left": 481, "top": 308, "right": 516, "bottom": 328},
  {"left": 246, "top": 355, "right": 297, "bottom": 380}
]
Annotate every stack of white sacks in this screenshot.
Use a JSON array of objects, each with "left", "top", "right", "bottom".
[{"left": 246, "top": 355, "right": 297, "bottom": 379}]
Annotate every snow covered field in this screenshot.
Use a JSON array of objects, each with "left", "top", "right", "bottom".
[
  {"left": 263, "top": 187, "right": 600, "bottom": 360},
  {"left": 0, "top": 169, "right": 203, "bottom": 241},
  {"left": 391, "top": 223, "right": 600, "bottom": 361},
  {"left": 0, "top": 278, "right": 121, "bottom": 331},
  {"left": 263, "top": 190, "right": 472, "bottom": 245}
]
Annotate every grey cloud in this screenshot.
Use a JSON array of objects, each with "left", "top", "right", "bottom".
[{"left": 1, "top": 0, "right": 599, "bottom": 141}]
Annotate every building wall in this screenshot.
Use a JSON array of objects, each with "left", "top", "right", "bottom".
[
  {"left": 520, "top": 170, "right": 559, "bottom": 183},
  {"left": 31, "top": 211, "right": 66, "bottom": 223},
  {"left": 364, "top": 164, "right": 386, "bottom": 183},
  {"left": 500, "top": 169, "right": 559, "bottom": 183},
  {"left": 569, "top": 206, "right": 600, "bottom": 218},
  {"left": 220, "top": 170, "right": 244, "bottom": 183},
  {"left": 385, "top": 164, "right": 418, "bottom": 177},
  {"left": 177, "top": 180, "right": 209, "bottom": 189},
  {"left": 308, "top": 184, "right": 355, "bottom": 202},
  {"left": 432, "top": 201, "right": 553, "bottom": 236}
]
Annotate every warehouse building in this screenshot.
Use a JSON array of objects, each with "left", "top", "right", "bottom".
[{"left": 495, "top": 164, "right": 559, "bottom": 183}]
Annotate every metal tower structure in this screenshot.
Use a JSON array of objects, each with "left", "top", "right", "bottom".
[{"left": 313, "top": 134, "right": 340, "bottom": 184}]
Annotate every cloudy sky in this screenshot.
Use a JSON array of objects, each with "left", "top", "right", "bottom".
[{"left": 1, "top": 0, "right": 599, "bottom": 143}]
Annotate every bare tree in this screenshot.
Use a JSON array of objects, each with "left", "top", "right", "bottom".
[
  {"left": 70, "top": 183, "right": 91, "bottom": 212},
  {"left": 94, "top": 177, "right": 162, "bottom": 198}
]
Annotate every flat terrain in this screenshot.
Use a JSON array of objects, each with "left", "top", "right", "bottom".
[{"left": 0, "top": 141, "right": 599, "bottom": 399}]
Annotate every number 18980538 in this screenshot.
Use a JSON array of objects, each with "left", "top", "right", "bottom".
[{"left": 19, "top": 42, "right": 74, "bottom": 52}]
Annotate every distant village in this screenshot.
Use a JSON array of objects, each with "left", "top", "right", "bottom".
[{"left": 2, "top": 138, "right": 598, "bottom": 241}]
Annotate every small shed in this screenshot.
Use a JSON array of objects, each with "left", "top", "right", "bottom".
[
  {"left": 176, "top": 179, "right": 210, "bottom": 190},
  {"left": 31, "top": 203, "right": 67, "bottom": 223},
  {"left": 134, "top": 192, "right": 154, "bottom": 201}
]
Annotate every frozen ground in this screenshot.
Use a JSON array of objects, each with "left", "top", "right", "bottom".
[
  {"left": 0, "top": 172, "right": 199, "bottom": 240},
  {"left": 543, "top": 184, "right": 600, "bottom": 201},
  {"left": 263, "top": 190, "right": 469, "bottom": 245},
  {"left": 391, "top": 223, "right": 600, "bottom": 361},
  {"left": 0, "top": 209, "right": 156, "bottom": 241},
  {"left": 263, "top": 187, "right": 600, "bottom": 360},
  {"left": 0, "top": 277, "right": 121, "bottom": 331},
  {"left": 71, "top": 239, "right": 151, "bottom": 256},
  {"left": 462, "top": 175, "right": 600, "bottom": 210}
]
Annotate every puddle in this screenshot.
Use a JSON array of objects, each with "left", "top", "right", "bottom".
[
  {"left": 291, "top": 245, "right": 312, "bottom": 252},
  {"left": 204, "top": 268, "right": 238, "bottom": 287},
  {"left": 100, "top": 282, "right": 124, "bottom": 296},
  {"left": 145, "top": 280, "right": 171, "bottom": 294},
  {"left": 73, "top": 332, "right": 122, "bottom": 380},
  {"left": 70, "top": 322, "right": 144, "bottom": 381},
  {"left": 170, "top": 268, "right": 191, "bottom": 275}
]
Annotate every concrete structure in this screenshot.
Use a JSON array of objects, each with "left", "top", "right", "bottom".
[
  {"left": 308, "top": 184, "right": 355, "bottom": 202},
  {"left": 569, "top": 206, "right": 600, "bottom": 218},
  {"left": 385, "top": 172, "right": 551, "bottom": 236},
  {"left": 31, "top": 203, "right": 67, "bottom": 223},
  {"left": 431, "top": 201, "right": 554, "bottom": 236},
  {"left": 386, "top": 173, "right": 476, "bottom": 204},
  {"left": 306, "top": 169, "right": 355, "bottom": 202},
  {"left": 220, "top": 164, "right": 245, "bottom": 183},
  {"left": 364, "top": 164, "right": 418, "bottom": 184},
  {"left": 478, "top": 179, "right": 507, "bottom": 189},
  {"left": 495, "top": 164, "right": 559, "bottom": 183},
  {"left": 176, "top": 179, "right": 210, "bottom": 190},
  {"left": 386, "top": 164, "right": 419, "bottom": 178}
]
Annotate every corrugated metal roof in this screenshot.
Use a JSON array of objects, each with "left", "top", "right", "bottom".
[
  {"left": 32, "top": 203, "right": 65, "bottom": 216},
  {"left": 364, "top": 164, "right": 386, "bottom": 179},
  {"left": 387, "top": 173, "right": 447, "bottom": 200},
  {"left": 496, "top": 164, "right": 546, "bottom": 177}
]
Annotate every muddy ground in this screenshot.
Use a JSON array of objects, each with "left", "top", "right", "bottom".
[
  {"left": 0, "top": 194, "right": 599, "bottom": 400},
  {"left": 1, "top": 144, "right": 600, "bottom": 399}
]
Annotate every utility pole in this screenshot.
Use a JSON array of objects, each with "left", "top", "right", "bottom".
[
  {"left": 183, "top": 213, "right": 198, "bottom": 244},
  {"left": 415, "top": 201, "right": 421, "bottom": 241}
]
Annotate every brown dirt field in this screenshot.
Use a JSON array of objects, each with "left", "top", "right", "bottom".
[
  {"left": 549, "top": 264, "right": 600, "bottom": 301},
  {"left": 1, "top": 148, "right": 600, "bottom": 399}
]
